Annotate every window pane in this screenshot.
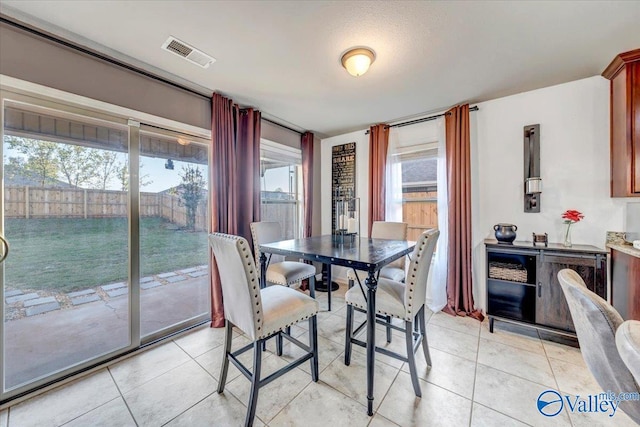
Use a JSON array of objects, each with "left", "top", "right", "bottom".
[
  {"left": 401, "top": 151, "right": 438, "bottom": 241},
  {"left": 139, "top": 131, "right": 210, "bottom": 338},
  {"left": 3, "top": 104, "right": 130, "bottom": 390},
  {"left": 260, "top": 144, "right": 301, "bottom": 240}
]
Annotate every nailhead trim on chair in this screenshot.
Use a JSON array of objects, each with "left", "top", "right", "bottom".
[
  {"left": 211, "top": 232, "right": 265, "bottom": 336},
  {"left": 345, "top": 230, "right": 437, "bottom": 321},
  {"left": 251, "top": 222, "right": 315, "bottom": 286}
]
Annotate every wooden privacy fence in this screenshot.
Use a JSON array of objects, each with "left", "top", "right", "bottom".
[
  {"left": 403, "top": 191, "right": 438, "bottom": 241},
  {"left": 4, "top": 186, "right": 208, "bottom": 231}
]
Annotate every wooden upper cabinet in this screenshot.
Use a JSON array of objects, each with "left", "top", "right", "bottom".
[{"left": 603, "top": 48, "right": 640, "bottom": 197}]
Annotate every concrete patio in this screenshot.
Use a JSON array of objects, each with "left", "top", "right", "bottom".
[{"left": 3, "top": 267, "right": 209, "bottom": 389}]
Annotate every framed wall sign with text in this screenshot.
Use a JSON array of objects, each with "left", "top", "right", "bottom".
[{"left": 331, "top": 142, "right": 356, "bottom": 234}]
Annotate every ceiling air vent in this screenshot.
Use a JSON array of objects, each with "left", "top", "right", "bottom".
[{"left": 161, "top": 36, "right": 216, "bottom": 69}]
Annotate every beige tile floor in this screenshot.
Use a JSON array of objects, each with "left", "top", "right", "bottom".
[{"left": 1, "top": 284, "right": 638, "bottom": 427}]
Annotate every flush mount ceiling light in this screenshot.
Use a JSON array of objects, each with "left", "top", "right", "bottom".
[{"left": 341, "top": 47, "right": 376, "bottom": 77}]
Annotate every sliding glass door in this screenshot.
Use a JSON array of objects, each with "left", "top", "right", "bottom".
[
  {"left": 139, "top": 127, "right": 210, "bottom": 339},
  {"left": 1, "top": 98, "right": 132, "bottom": 393},
  {"left": 0, "top": 93, "right": 211, "bottom": 402}
]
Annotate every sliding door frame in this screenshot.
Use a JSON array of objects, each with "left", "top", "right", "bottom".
[{"left": 0, "top": 79, "right": 211, "bottom": 404}]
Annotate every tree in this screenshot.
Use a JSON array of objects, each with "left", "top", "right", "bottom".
[
  {"left": 178, "top": 164, "right": 206, "bottom": 230},
  {"left": 5, "top": 136, "right": 59, "bottom": 186},
  {"left": 118, "top": 162, "right": 153, "bottom": 191},
  {"left": 92, "top": 151, "right": 123, "bottom": 190},
  {"left": 56, "top": 145, "right": 99, "bottom": 187}
]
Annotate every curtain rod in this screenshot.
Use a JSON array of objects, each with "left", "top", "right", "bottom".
[
  {"left": 365, "top": 105, "right": 479, "bottom": 134},
  {"left": 261, "top": 117, "right": 303, "bottom": 135},
  {"left": 0, "top": 16, "right": 213, "bottom": 101}
]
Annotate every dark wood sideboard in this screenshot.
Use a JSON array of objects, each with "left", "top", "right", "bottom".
[{"left": 485, "top": 239, "right": 607, "bottom": 336}]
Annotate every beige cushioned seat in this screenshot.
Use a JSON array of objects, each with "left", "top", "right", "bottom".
[
  {"left": 261, "top": 284, "right": 319, "bottom": 339},
  {"left": 251, "top": 222, "right": 316, "bottom": 286},
  {"left": 345, "top": 277, "right": 406, "bottom": 318}
]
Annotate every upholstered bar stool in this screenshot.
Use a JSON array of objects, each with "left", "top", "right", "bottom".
[
  {"left": 558, "top": 269, "right": 640, "bottom": 424},
  {"left": 344, "top": 229, "right": 439, "bottom": 398},
  {"left": 251, "top": 221, "right": 317, "bottom": 354},
  {"left": 209, "top": 233, "right": 319, "bottom": 427},
  {"left": 347, "top": 221, "right": 408, "bottom": 343},
  {"left": 250, "top": 222, "right": 317, "bottom": 293}
]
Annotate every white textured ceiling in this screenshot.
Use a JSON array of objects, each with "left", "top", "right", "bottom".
[{"left": 1, "top": 1, "right": 639, "bottom": 137}]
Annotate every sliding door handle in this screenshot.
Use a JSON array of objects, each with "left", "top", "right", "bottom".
[{"left": 0, "top": 235, "right": 9, "bottom": 264}]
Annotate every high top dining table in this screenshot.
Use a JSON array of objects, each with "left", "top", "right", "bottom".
[{"left": 259, "top": 235, "right": 415, "bottom": 416}]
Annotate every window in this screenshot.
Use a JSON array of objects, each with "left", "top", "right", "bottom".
[
  {"left": 387, "top": 145, "right": 438, "bottom": 242},
  {"left": 260, "top": 139, "right": 302, "bottom": 239}
]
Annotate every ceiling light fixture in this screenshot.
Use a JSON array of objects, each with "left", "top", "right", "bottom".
[{"left": 341, "top": 47, "right": 376, "bottom": 77}]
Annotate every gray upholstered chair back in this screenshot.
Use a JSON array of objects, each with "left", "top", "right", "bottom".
[
  {"left": 404, "top": 229, "right": 439, "bottom": 318},
  {"left": 371, "top": 221, "right": 408, "bottom": 269},
  {"left": 250, "top": 221, "right": 285, "bottom": 266},
  {"left": 558, "top": 269, "right": 640, "bottom": 423},
  {"left": 209, "top": 233, "right": 263, "bottom": 340}
]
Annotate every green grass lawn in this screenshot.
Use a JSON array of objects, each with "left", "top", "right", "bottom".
[{"left": 4, "top": 217, "right": 208, "bottom": 293}]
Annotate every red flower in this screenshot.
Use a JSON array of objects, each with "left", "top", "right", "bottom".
[{"left": 562, "top": 209, "right": 584, "bottom": 224}]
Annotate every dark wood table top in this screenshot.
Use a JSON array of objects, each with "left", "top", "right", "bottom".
[
  {"left": 260, "top": 235, "right": 415, "bottom": 272},
  {"left": 484, "top": 239, "right": 607, "bottom": 254}
]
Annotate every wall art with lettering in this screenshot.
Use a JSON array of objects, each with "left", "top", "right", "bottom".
[{"left": 331, "top": 142, "right": 356, "bottom": 234}]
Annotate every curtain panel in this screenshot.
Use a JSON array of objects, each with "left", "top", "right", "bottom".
[
  {"left": 443, "top": 104, "right": 483, "bottom": 321},
  {"left": 368, "top": 124, "right": 390, "bottom": 235},
  {"left": 209, "top": 93, "right": 261, "bottom": 327},
  {"left": 301, "top": 131, "right": 314, "bottom": 238}
]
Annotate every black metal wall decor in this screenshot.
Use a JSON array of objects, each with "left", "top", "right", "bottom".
[
  {"left": 331, "top": 142, "right": 356, "bottom": 233},
  {"left": 524, "top": 124, "right": 542, "bottom": 213}
]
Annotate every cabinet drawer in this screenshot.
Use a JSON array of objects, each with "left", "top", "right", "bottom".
[{"left": 487, "top": 279, "right": 536, "bottom": 323}]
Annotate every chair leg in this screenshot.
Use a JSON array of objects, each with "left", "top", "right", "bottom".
[
  {"left": 386, "top": 315, "right": 392, "bottom": 344},
  {"left": 276, "top": 331, "right": 284, "bottom": 356},
  {"left": 344, "top": 304, "right": 354, "bottom": 365},
  {"left": 309, "top": 315, "right": 319, "bottom": 382},
  {"left": 419, "top": 307, "right": 432, "bottom": 367},
  {"left": 245, "top": 341, "right": 263, "bottom": 427},
  {"left": 309, "top": 275, "right": 316, "bottom": 299},
  {"left": 405, "top": 320, "right": 422, "bottom": 398},
  {"left": 217, "top": 320, "right": 233, "bottom": 393}
]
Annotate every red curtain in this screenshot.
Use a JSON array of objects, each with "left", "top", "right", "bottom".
[
  {"left": 443, "top": 105, "right": 483, "bottom": 321},
  {"left": 301, "top": 132, "right": 314, "bottom": 238},
  {"left": 368, "top": 124, "right": 389, "bottom": 235},
  {"left": 209, "top": 93, "right": 261, "bottom": 327}
]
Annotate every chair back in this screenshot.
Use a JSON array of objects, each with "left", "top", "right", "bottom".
[
  {"left": 209, "top": 233, "right": 263, "bottom": 340},
  {"left": 404, "top": 229, "right": 439, "bottom": 317},
  {"left": 371, "top": 221, "right": 408, "bottom": 269},
  {"left": 250, "top": 221, "right": 286, "bottom": 266},
  {"left": 558, "top": 269, "right": 640, "bottom": 423}
]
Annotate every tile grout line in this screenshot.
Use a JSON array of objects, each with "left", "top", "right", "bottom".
[
  {"left": 107, "top": 368, "right": 140, "bottom": 427},
  {"left": 540, "top": 336, "right": 577, "bottom": 427},
  {"left": 368, "top": 365, "right": 403, "bottom": 426},
  {"left": 467, "top": 320, "right": 482, "bottom": 427}
]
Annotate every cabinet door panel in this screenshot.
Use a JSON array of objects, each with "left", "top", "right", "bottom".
[{"left": 536, "top": 256, "right": 597, "bottom": 332}]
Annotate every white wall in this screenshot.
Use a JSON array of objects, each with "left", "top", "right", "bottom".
[
  {"left": 472, "top": 76, "right": 627, "bottom": 311},
  {"left": 321, "top": 76, "right": 627, "bottom": 307}
]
